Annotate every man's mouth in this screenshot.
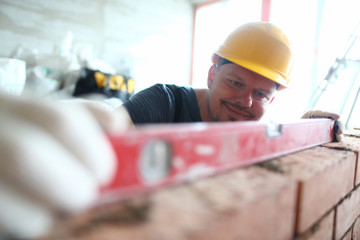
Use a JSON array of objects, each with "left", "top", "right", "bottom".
[{"left": 223, "top": 102, "right": 253, "bottom": 120}]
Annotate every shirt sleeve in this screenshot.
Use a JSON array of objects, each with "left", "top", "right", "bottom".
[{"left": 122, "top": 84, "right": 176, "bottom": 124}]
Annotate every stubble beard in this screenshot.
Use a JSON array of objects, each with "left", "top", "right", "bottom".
[
  {"left": 207, "top": 96, "right": 256, "bottom": 122},
  {"left": 207, "top": 95, "right": 221, "bottom": 122}
]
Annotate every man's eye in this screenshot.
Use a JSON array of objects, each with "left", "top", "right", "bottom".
[
  {"left": 230, "top": 80, "right": 242, "bottom": 87},
  {"left": 254, "top": 90, "right": 269, "bottom": 101}
]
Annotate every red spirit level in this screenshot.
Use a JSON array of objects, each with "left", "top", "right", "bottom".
[{"left": 100, "top": 119, "right": 334, "bottom": 203}]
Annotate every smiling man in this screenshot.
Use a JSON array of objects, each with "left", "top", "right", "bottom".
[
  {"left": 197, "top": 55, "right": 279, "bottom": 122},
  {"left": 123, "top": 21, "right": 293, "bottom": 124}
]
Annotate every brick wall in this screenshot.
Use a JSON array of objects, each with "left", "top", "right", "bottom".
[{"left": 42, "top": 130, "right": 360, "bottom": 240}]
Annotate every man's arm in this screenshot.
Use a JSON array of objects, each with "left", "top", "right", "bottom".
[
  {"left": 0, "top": 92, "right": 130, "bottom": 239},
  {"left": 123, "top": 84, "right": 176, "bottom": 124}
]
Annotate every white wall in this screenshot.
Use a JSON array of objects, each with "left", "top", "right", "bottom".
[{"left": 0, "top": 0, "right": 193, "bottom": 92}]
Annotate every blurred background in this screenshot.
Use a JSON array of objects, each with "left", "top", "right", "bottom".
[{"left": 0, "top": 0, "right": 359, "bottom": 128}]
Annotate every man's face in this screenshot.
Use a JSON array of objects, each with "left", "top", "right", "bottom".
[{"left": 207, "top": 63, "right": 277, "bottom": 121}]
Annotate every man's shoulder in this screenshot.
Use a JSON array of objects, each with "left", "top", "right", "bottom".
[
  {"left": 152, "top": 83, "right": 194, "bottom": 91},
  {"left": 149, "top": 84, "right": 195, "bottom": 97}
]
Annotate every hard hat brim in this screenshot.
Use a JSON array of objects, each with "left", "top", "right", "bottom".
[{"left": 221, "top": 55, "right": 289, "bottom": 91}]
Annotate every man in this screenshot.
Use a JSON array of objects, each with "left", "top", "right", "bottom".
[
  {"left": 0, "top": 21, "right": 342, "bottom": 239},
  {"left": 123, "top": 22, "right": 293, "bottom": 124}
]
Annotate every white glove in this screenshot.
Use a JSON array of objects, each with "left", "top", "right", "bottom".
[
  {"left": 0, "top": 92, "right": 130, "bottom": 239},
  {"left": 301, "top": 110, "right": 344, "bottom": 142}
]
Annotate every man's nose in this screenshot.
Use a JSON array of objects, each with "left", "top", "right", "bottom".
[{"left": 235, "top": 89, "right": 253, "bottom": 107}]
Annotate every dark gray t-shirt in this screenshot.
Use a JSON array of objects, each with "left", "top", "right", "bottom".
[{"left": 123, "top": 84, "right": 202, "bottom": 124}]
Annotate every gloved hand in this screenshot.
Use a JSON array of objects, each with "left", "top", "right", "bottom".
[
  {"left": 301, "top": 110, "right": 344, "bottom": 142},
  {"left": 0, "top": 92, "right": 130, "bottom": 239}
]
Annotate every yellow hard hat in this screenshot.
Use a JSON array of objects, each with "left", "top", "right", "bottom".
[{"left": 215, "top": 22, "right": 294, "bottom": 90}]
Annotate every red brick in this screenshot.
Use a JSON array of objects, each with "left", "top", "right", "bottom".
[
  {"left": 47, "top": 166, "right": 296, "bottom": 240},
  {"left": 324, "top": 132, "right": 360, "bottom": 185},
  {"left": 49, "top": 186, "right": 216, "bottom": 240},
  {"left": 188, "top": 166, "right": 297, "bottom": 240},
  {"left": 295, "top": 210, "right": 334, "bottom": 240},
  {"left": 335, "top": 186, "right": 360, "bottom": 240},
  {"left": 352, "top": 217, "right": 360, "bottom": 240},
  {"left": 341, "top": 229, "right": 353, "bottom": 240},
  {"left": 259, "top": 147, "right": 356, "bottom": 233}
]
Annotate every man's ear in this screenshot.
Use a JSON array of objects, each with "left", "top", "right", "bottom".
[
  {"left": 208, "top": 54, "right": 221, "bottom": 88},
  {"left": 211, "top": 53, "right": 221, "bottom": 64},
  {"left": 207, "top": 65, "right": 216, "bottom": 88}
]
